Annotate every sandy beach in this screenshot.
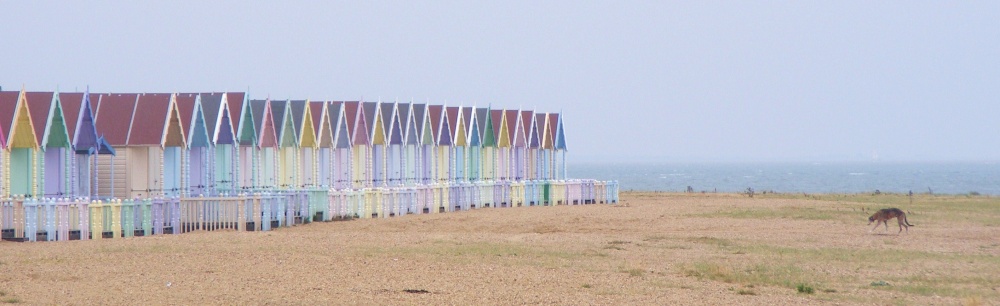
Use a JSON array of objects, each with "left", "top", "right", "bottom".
[{"left": 1, "top": 192, "right": 998, "bottom": 305}]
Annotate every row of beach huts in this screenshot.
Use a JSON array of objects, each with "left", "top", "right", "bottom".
[{"left": 0, "top": 88, "right": 618, "bottom": 242}]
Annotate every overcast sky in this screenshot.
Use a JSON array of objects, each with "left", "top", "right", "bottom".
[{"left": 2, "top": 1, "right": 997, "bottom": 163}]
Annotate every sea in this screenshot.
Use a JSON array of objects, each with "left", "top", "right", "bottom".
[{"left": 569, "top": 162, "right": 1000, "bottom": 195}]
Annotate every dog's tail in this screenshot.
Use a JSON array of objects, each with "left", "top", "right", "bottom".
[{"left": 904, "top": 214, "right": 915, "bottom": 226}]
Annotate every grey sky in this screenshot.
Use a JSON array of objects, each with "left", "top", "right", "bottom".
[{"left": 2, "top": 1, "right": 998, "bottom": 162}]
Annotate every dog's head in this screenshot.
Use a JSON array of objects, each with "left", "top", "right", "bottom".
[{"left": 867, "top": 215, "right": 875, "bottom": 224}]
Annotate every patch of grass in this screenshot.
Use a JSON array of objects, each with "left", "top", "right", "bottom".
[
  {"left": 822, "top": 288, "right": 837, "bottom": 293},
  {"left": 690, "top": 206, "right": 841, "bottom": 221},
  {"left": 870, "top": 280, "right": 890, "bottom": 287},
  {"left": 581, "top": 284, "right": 592, "bottom": 289},
  {"left": 796, "top": 284, "right": 814, "bottom": 294},
  {"left": 607, "top": 240, "right": 630, "bottom": 245},
  {"left": 603, "top": 245, "right": 625, "bottom": 251},
  {"left": 737, "top": 289, "right": 756, "bottom": 295},
  {"left": 685, "top": 236, "right": 732, "bottom": 247},
  {"left": 620, "top": 267, "right": 645, "bottom": 277},
  {"left": 1, "top": 297, "right": 20, "bottom": 304}
]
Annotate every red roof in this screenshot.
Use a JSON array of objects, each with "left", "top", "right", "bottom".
[
  {"left": 25, "top": 92, "right": 54, "bottom": 144},
  {"left": 128, "top": 93, "right": 173, "bottom": 145},
  {"left": 226, "top": 92, "right": 245, "bottom": 132},
  {"left": 504, "top": 110, "right": 518, "bottom": 140},
  {"left": 95, "top": 93, "right": 138, "bottom": 146},
  {"left": 446, "top": 106, "right": 460, "bottom": 136},
  {"left": 59, "top": 93, "right": 83, "bottom": 143},
  {"left": 428, "top": 105, "right": 443, "bottom": 140},
  {"left": 490, "top": 110, "right": 503, "bottom": 138},
  {"left": 344, "top": 101, "right": 359, "bottom": 136},
  {"left": 175, "top": 93, "right": 198, "bottom": 136},
  {"left": 310, "top": 101, "right": 324, "bottom": 134},
  {"left": 0, "top": 91, "right": 19, "bottom": 144}
]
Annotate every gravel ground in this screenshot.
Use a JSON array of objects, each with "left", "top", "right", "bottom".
[{"left": 1, "top": 192, "right": 996, "bottom": 305}]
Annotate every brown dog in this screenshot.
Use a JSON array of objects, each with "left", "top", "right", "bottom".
[{"left": 868, "top": 208, "right": 914, "bottom": 234}]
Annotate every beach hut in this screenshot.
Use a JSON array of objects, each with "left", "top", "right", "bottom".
[
  {"left": 0, "top": 89, "right": 39, "bottom": 198},
  {"left": 462, "top": 107, "right": 478, "bottom": 182},
  {"left": 539, "top": 113, "right": 554, "bottom": 180},
  {"left": 398, "top": 102, "right": 418, "bottom": 186},
  {"left": 329, "top": 102, "right": 351, "bottom": 189},
  {"left": 0, "top": 104, "right": 5, "bottom": 197},
  {"left": 528, "top": 112, "right": 543, "bottom": 181},
  {"left": 383, "top": 102, "right": 404, "bottom": 187},
  {"left": 93, "top": 94, "right": 136, "bottom": 198},
  {"left": 175, "top": 93, "right": 210, "bottom": 196},
  {"left": 446, "top": 106, "right": 465, "bottom": 182},
  {"left": 270, "top": 100, "right": 298, "bottom": 189},
  {"left": 552, "top": 112, "right": 567, "bottom": 179},
  {"left": 249, "top": 99, "right": 277, "bottom": 189},
  {"left": 363, "top": 102, "right": 386, "bottom": 187},
  {"left": 480, "top": 108, "right": 497, "bottom": 181},
  {"left": 412, "top": 104, "right": 432, "bottom": 185},
  {"left": 25, "top": 92, "right": 73, "bottom": 198},
  {"left": 59, "top": 91, "right": 112, "bottom": 198},
  {"left": 503, "top": 110, "right": 518, "bottom": 181},
  {"left": 513, "top": 110, "right": 533, "bottom": 181},
  {"left": 489, "top": 110, "right": 508, "bottom": 181},
  {"left": 428, "top": 105, "right": 448, "bottom": 183},
  {"left": 345, "top": 101, "right": 370, "bottom": 188},
  {"left": 289, "top": 100, "right": 317, "bottom": 188},
  {"left": 126, "top": 93, "right": 186, "bottom": 198},
  {"left": 310, "top": 101, "right": 333, "bottom": 188},
  {"left": 199, "top": 93, "right": 237, "bottom": 194},
  {"left": 468, "top": 107, "right": 489, "bottom": 181},
  {"left": 227, "top": 93, "right": 256, "bottom": 191}
]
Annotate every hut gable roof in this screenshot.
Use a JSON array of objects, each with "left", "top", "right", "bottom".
[
  {"left": 226, "top": 92, "right": 245, "bottom": 135},
  {"left": 528, "top": 113, "right": 541, "bottom": 148},
  {"left": 427, "top": 105, "right": 444, "bottom": 145},
  {"left": 199, "top": 93, "right": 233, "bottom": 145},
  {"left": 446, "top": 106, "right": 464, "bottom": 146},
  {"left": 25, "top": 92, "right": 54, "bottom": 146},
  {"left": 128, "top": 93, "right": 183, "bottom": 147},
  {"left": 249, "top": 99, "right": 277, "bottom": 148},
  {"left": 362, "top": 102, "right": 382, "bottom": 145},
  {"left": 478, "top": 108, "right": 493, "bottom": 147},
  {"left": 438, "top": 106, "right": 454, "bottom": 146},
  {"left": 490, "top": 110, "right": 505, "bottom": 147},
  {"left": 504, "top": 110, "right": 518, "bottom": 147},
  {"left": 0, "top": 90, "right": 38, "bottom": 148},
  {"left": 411, "top": 104, "right": 428, "bottom": 145},
  {"left": 343, "top": 101, "right": 361, "bottom": 145},
  {"left": 466, "top": 107, "right": 481, "bottom": 146},
  {"left": 329, "top": 102, "right": 350, "bottom": 149},
  {"left": 352, "top": 102, "right": 370, "bottom": 145},
  {"left": 512, "top": 110, "right": 530, "bottom": 148},
  {"left": 382, "top": 103, "right": 402, "bottom": 145},
  {"left": 59, "top": 92, "right": 101, "bottom": 148},
  {"left": 289, "top": 100, "right": 316, "bottom": 147},
  {"left": 94, "top": 93, "right": 138, "bottom": 146},
  {"left": 533, "top": 113, "right": 546, "bottom": 149},
  {"left": 270, "top": 100, "right": 297, "bottom": 148},
  {"left": 176, "top": 93, "right": 210, "bottom": 147},
  {"left": 311, "top": 101, "right": 332, "bottom": 148},
  {"left": 555, "top": 113, "right": 566, "bottom": 150},
  {"left": 389, "top": 103, "right": 406, "bottom": 144},
  {"left": 546, "top": 113, "right": 559, "bottom": 149}
]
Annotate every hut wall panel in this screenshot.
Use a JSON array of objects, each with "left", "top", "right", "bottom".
[
  {"left": 43, "top": 148, "right": 68, "bottom": 197},
  {"left": 9, "top": 148, "right": 32, "bottom": 196},
  {"left": 214, "top": 145, "right": 235, "bottom": 193},
  {"left": 318, "top": 148, "right": 332, "bottom": 187},
  {"left": 76, "top": 154, "right": 91, "bottom": 197},
  {"left": 96, "top": 149, "right": 128, "bottom": 199},
  {"left": 164, "top": 147, "right": 182, "bottom": 197},
  {"left": 260, "top": 148, "right": 276, "bottom": 189},
  {"left": 238, "top": 147, "right": 254, "bottom": 189},
  {"left": 189, "top": 147, "right": 208, "bottom": 195},
  {"left": 301, "top": 148, "right": 315, "bottom": 187}
]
